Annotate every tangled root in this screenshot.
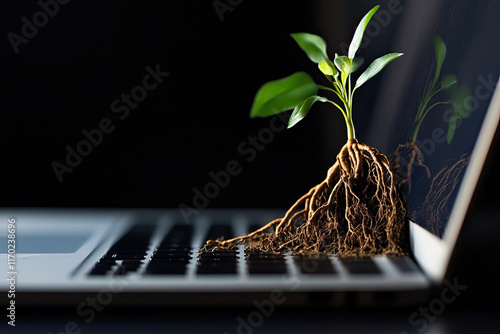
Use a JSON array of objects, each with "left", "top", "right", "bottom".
[
  {"left": 203, "top": 139, "right": 409, "bottom": 257},
  {"left": 419, "top": 152, "right": 471, "bottom": 236},
  {"left": 391, "top": 141, "right": 430, "bottom": 193}
]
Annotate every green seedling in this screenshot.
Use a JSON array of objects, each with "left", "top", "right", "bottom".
[
  {"left": 393, "top": 36, "right": 471, "bottom": 192},
  {"left": 249, "top": 6, "right": 402, "bottom": 141},
  {"left": 409, "top": 36, "right": 470, "bottom": 144},
  {"left": 204, "top": 6, "right": 409, "bottom": 257}
]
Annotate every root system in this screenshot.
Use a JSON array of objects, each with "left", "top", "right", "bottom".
[
  {"left": 391, "top": 141, "right": 430, "bottom": 193},
  {"left": 203, "top": 139, "right": 409, "bottom": 257},
  {"left": 419, "top": 152, "right": 471, "bottom": 236}
]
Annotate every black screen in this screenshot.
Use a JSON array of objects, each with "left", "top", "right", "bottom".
[{"left": 367, "top": 0, "right": 500, "bottom": 237}]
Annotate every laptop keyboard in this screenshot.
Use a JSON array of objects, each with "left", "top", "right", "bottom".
[
  {"left": 88, "top": 224, "right": 154, "bottom": 276},
  {"left": 88, "top": 222, "right": 419, "bottom": 277}
]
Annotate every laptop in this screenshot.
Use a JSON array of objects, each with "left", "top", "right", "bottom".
[
  {"left": 1, "top": 0, "right": 499, "bottom": 310},
  {"left": 0, "top": 84, "right": 499, "bottom": 309}
]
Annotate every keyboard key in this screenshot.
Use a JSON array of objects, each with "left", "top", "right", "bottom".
[
  {"left": 198, "top": 254, "right": 238, "bottom": 263},
  {"left": 121, "top": 260, "right": 143, "bottom": 269},
  {"left": 97, "top": 258, "right": 117, "bottom": 264},
  {"left": 153, "top": 251, "right": 192, "bottom": 258},
  {"left": 246, "top": 253, "right": 283, "bottom": 261},
  {"left": 102, "top": 253, "right": 147, "bottom": 260},
  {"left": 145, "top": 262, "right": 187, "bottom": 275},
  {"left": 248, "top": 263, "right": 287, "bottom": 275},
  {"left": 147, "top": 236, "right": 193, "bottom": 275},
  {"left": 341, "top": 258, "right": 381, "bottom": 274},
  {"left": 294, "top": 255, "right": 336, "bottom": 274},
  {"left": 155, "top": 247, "right": 192, "bottom": 253},
  {"left": 198, "top": 250, "right": 238, "bottom": 260},
  {"left": 199, "top": 250, "right": 238, "bottom": 256},
  {"left": 196, "top": 248, "right": 238, "bottom": 274},
  {"left": 150, "top": 256, "right": 191, "bottom": 263},
  {"left": 197, "top": 262, "right": 237, "bottom": 275},
  {"left": 388, "top": 257, "right": 418, "bottom": 273},
  {"left": 198, "top": 256, "right": 238, "bottom": 263},
  {"left": 108, "top": 224, "right": 155, "bottom": 253},
  {"left": 159, "top": 225, "right": 193, "bottom": 248},
  {"left": 246, "top": 252, "right": 287, "bottom": 275}
]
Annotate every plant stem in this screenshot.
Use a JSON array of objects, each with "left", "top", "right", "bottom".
[
  {"left": 346, "top": 72, "right": 355, "bottom": 140},
  {"left": 409, "top": 119, "right": 422, "bottom": 143},
  {"left": 329, "top": 65, "right": 356, "bottom": 140},
  {"left": 409, "top": 83, "right": 449, "bottom": 142},
  {"left": 346, "top": 116, "right": 356, "bottom": 140}
]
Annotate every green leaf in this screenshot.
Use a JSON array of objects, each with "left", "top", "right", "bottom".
[
  {"left": 250, "top": 72, "right": 319, "bottom": 118},
  {"left": 348, "top": 5, "right": 380, "bottom": 59},
  {"left": 447, "top": 85, "right": 472, "bottom": 143},
  {"left": 440, "top": 73, "right": 457, "bottom": 90},
  {"left": 433, "top": 36, "right": 447, "bottom": 85},
  {"left": 318, "top": 60, "right": 336, "bottom": 76},
  {"left": 288, "top": 95, "right": 327, "bottom": 128},
  {"left": 328, "top": 60, "right": 339, "bottom": 78},
  {"left": 291, "top": 33, "right": 329, "bottom": 64},
  {"left": 450, "top": 85, "right": 472, "bottom": 118},
  {"left": 447, "top": 115, "right": 458, "bottom": 145},
  {"left": 334, "top": 54, "right": 351, "bottom": 85},
  {"left": 350, "top": 57, "right": 364, "bottom": 73},
  {"left": 355, "top": 53, "right": 403, "bottom": 89}
]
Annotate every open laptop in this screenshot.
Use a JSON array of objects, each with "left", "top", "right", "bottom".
[
  {"left": 1, "top": 0, "right": 500, "bottom": 309},
  {"left": 0, "top": 79, "right": 499, "bottom": 309}
]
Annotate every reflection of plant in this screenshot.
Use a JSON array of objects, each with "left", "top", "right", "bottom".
[
  {"left": 419, "top": 152, "right": 471, "bottom": 236},
  {"left": 203, "top": 6, "right": 409, "bottom": 257},
  {"left": 393, "top": 36, "right": 470, "bottom": 192},
  {"left": 409, "top": 36, "right": 470, "bottom": 144}
]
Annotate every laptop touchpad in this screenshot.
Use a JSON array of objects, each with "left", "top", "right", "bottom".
[{"left": 0, "top": 233, "right": 91, "bottom": 253}]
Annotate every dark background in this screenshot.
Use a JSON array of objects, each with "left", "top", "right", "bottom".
[
  {"left": 1, "top": 0, "right": 498, "bottom": 236},
  {"left": 0, "top": 0, "right": 404, "bottom": 209},
  {"left": 1, "top": 1, "right": 500, "bottom": 332}
]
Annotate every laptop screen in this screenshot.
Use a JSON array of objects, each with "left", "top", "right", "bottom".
[
  {"left": 366, "top": 0, "right": 500, "bottom": 238},
  {"left": 2, "top": 1, "right": 498, "bottom": 241}
]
